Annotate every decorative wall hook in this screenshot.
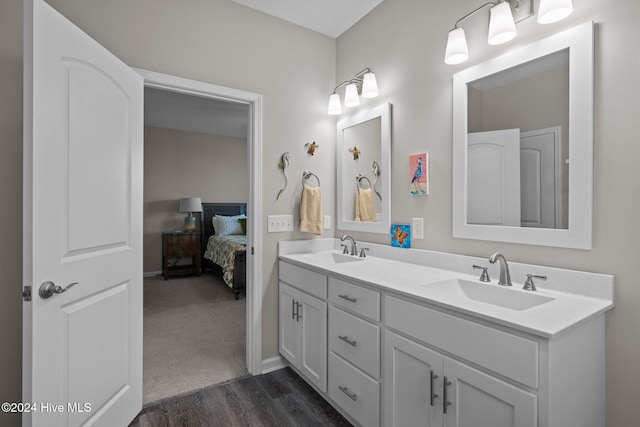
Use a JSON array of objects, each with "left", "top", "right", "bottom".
[
  {"left": 276, "top": 152, "right": 291, "bottom": 200},
  {"left": 348, "top": 146, "right": 360, "bottom": 160},
  {"left": 305, "top": 141, "right": 319, "bottom": 155}
]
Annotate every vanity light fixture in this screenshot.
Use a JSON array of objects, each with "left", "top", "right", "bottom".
[
  {"left": 444, "top": 0, "right": 573, "bottom": 65},
  {"left": 327, "top": 68, "right": 379, "bottom": 115},
  {"left": 537, "top": 0, "right": 573, "bottom": 24}
]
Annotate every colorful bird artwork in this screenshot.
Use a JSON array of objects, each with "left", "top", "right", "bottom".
[
  {"left": 409, "top": 153, "right": 428, "bottom": 195},
  {"left": 276, "top": 152, "right": 291, "bottom": 200},
  {"left": 305, "top": 141, "right": 319, "bottom": 155},
  {"left": 349, "top": 146, "right": 360, "bottom": 160}
]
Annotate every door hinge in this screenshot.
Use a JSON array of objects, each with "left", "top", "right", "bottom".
[
  {"left": 251, "top": 247, "right": 254, "bottom": 255},
  {"left": 22, "top": 285, "right": 32, "bottom": 302}
]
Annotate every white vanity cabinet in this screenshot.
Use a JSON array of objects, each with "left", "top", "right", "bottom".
[
  {"left": 278, "top": 255, "right": 608, "bottom": 427},
  {"left": 327, "top": 277, "right": 382, "bottom": 427},
  {"left": 278, "top": 262, "right": 328, "bottom": 392},
  {"left": 385, "top": 331, "right": 536, "bottom": 427}
]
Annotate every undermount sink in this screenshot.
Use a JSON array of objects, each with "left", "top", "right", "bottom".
[
  {"left": 422, "top": 278, "right": 554, "bottom": 311},
  {"left": 302, "top": 252, "right": 365, "bottom": 265}
]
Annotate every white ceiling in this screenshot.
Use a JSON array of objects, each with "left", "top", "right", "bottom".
[
  {"left": 144, "top": 88, "right": 249, "bottom": 139},
  {"left": 231, "top": 0, "right": 384, "bottom": 38}
]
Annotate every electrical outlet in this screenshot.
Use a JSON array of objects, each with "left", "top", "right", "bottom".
[
  {"left": 412, "top": 218, "right": 424, "bottom": 239},
  {"left": 324, "top": 215, "right": 331, "bottom": 229},
  {"left": 268, "top": 215, "right": 294, "bottom": 232}
]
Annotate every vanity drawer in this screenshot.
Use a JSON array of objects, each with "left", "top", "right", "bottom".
[
  {"left": 329, "top": 277, "right": 380, "bottom": 321},
  {"left": 279, "top": 261, "right": 327, "bottom": 299},
  {"left": 329, "top": 306, "right": 380, "bottom": 378},
  {"left": 385, "top": 296, "right": 539, "bottom": 389},
  {"left": 328, "top": 352, "right": 380, "bottom": 427}
]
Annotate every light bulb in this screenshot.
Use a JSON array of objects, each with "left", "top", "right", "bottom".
[
  {"left": 344, "top": 83, "right": 360, "bottom": 107},
  {"left": 537, "top": 0, "right": 573, "bottom": 24},
  {"left": 361, "top": 72, "right": 379, "bottom": 98},
  {"left": 488, "top": 2, "right": 517, "bottom": 45},
  {"left": 327, "top": 93, "right": 342, "bottom": 115},
  {"left": 444, "top": 27, "right": 469, "bottom": 65}
]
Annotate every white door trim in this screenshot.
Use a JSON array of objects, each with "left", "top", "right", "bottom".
[{"left": 134, "top": 68, "right": 263, "bottom": 375}]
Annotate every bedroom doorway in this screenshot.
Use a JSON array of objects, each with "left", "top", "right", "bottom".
[{"left": 137, "top": 70, "right": 263, "bottom": 405}]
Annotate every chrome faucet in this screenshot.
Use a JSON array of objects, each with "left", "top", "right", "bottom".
[
  {"left": 340, "top": 235, "right": 358, "bottom": 256},
  {"left": 489, "top": 253, "right": 512, "bottom": 286}
]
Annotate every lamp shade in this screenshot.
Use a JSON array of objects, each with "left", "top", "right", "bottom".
[
  {"left": 328, "top": 93, "right": 342, "bottom": 115},
  {"left": 444, "top": 27, "right": 469, "bottom": 65},
  {"left": 361, "top": 72, "right": 379, "bottom": 98},
  {"left": 537, "top": 0, "right": 573, "bottom": 24},
  {"left": 488, "top": 2, "right": 517, "bottom": 45},
  {"left": 179, "top": 197, "right": 202, "bottom": 213},
  {"left": 344, "top": 83, "right": 360, "bottom": 107}
]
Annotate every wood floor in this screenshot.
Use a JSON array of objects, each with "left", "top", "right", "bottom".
[{"left": 130, "top": 367, "right": 353, "bottom": 426}]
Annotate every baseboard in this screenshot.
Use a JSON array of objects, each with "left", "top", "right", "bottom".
[
  {"left": 261, "top": 355, "right": 288, "bottom": 374},
  {"left": 144, "top": 271, "right": 162, "bottom": 278}
]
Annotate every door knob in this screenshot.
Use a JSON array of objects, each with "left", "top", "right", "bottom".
[{"left": 39, "top": 281, "right": 78, "bottom": 299}]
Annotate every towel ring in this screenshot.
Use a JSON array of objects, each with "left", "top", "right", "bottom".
[
  {"left": 302, "top": 170, "right": 321, "bottom": 187},
  {"left": 356, "top": 174, "right": 372, "bottom": 190}
]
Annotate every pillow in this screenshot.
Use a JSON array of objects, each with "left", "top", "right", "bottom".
[
  {"left": 211, "top": 216, "right": 219, "bottom": 235},
  {"left": 215, "top": 214, "right": 246, "bottom": 236},
  {"left": 238, "top": 217, "right": 247, "bottom": 235}
]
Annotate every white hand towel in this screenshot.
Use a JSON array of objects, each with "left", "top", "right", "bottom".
[
  {"left": 300, "top": 186, "right": 322, "bottom": 235},
  {"left": 355, "top": 188, "right": 376, "bottom": 222}
]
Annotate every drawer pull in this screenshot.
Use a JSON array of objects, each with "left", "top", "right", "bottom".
[
  {"left": 338, "top": 385, "right": 358, "bottom": 401},
  {"left": 295, "top": 301, "right": 302, "bottom": 321},
  {"left": 430, "top": 370, "right": 439, "bottom": 406},
  {"left": 338, "top": 294, "right": 357, "bottom": 303},
  {"left": 338, "top": 335, "right": 357, "bottom": 347},
  {"left": 443, "top": 376, "right": 452, "bottom": 414}
]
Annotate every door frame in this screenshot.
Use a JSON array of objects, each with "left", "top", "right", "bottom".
[{"left": 135, "top": 69, "right": 263, "bottom": 375}]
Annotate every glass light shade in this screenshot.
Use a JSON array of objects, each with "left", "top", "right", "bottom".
[
  {"left": 328, "top": 93, "right": 342, "bottom": 115},
  {"left": 444, "top": 28, "right": 469, "bottom": 65},
  {"left": 537, "top": 0, "right": 573, "bottom": 24},
  {"left": 361, "top": 72, "right": 379, "bottom": 98},
  {"left": 488, "top": 2, "right": 517, "bottom": 45},
  {"left": 344, "top": 83, "right": 360, "bottom": 107}
]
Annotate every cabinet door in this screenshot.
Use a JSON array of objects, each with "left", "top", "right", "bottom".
[
  {"left": 279, "top": 283, "right": 299, "bottom": 366},
  {"left": 384, "top": 331, "right": 444, "bottom": 427},
  {"left": 299, "top": 292, "right": 327, "bottom": 392},
  {"left": 444, "top": 358, "right": 537, "bottom": 427}
]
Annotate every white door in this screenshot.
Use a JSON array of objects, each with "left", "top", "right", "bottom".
[
  {"left": 467, "top": 130, "right": 521, "bottom": 226},
  {"left": 384, "top": 331, "right": 444, "bottom": 427},
  {"left": 23, "top": 1, "right": 143, "bottom": 426},
  {"left": 520, "top": 127, "right": 562, "bottom": 229},
  {"left": 444, "top": 358, "right": 537, "bottom": 427}
]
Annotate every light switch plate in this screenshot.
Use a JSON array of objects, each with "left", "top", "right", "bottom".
[
  {"left": 324, "top": 215, "right": 331, "bottom": 229},
  {"left": 268, "top": 215, "right": 294, "bottom": 232},
  {"left": 412, "top": 218, "right": 424, "bottom": 239}
]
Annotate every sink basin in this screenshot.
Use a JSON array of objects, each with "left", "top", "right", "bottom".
[
  {"left": 300, "top": 252, "right": 365, "bottom": 265},
  {"left": 422, "top": 278, "right": 554, "bottom": 311}
]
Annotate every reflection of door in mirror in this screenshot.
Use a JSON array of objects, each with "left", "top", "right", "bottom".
[
  {"left": 467, "top": 49, "right": 569, "bottom": 229},
  {"left": 342, "top": 117, "right": 382, "bottom": 222}
]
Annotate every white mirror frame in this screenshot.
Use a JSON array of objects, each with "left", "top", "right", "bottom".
[
  {"left": 337, "top": 103, "right": 392, "bottom": 233},
  {"left": 452, "top": 22, "right": 594, "bottom": 249}
]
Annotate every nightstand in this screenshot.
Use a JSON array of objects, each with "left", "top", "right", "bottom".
[{"left": 162, "top": 231, "right": 201, "bottom": 279}]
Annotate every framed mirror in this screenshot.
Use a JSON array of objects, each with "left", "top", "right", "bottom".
[
  {"left": 452, "top": 22, "right": 594, "bottom": 249},
  {"left": 337, "top": 103, "right": 391, "bottom": 233}
]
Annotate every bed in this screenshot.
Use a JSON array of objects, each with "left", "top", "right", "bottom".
[{"left": 200, "top": 203, "right": 247, "bottom": 299}]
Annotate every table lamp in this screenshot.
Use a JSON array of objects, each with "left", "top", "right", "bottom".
[{"left": 179, "top": 197, "right": 202, "bottom": 232}]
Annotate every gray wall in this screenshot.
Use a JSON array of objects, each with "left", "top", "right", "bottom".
[
  {"left": 335, "top": 0, "right": 640, "bottom": 425},
  {"left": 143, "top": 126, "right": 248, "bottom": 273}
]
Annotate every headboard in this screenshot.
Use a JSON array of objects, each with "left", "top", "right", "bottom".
[{"left": 200, "top": 202, "right": 247, "bottom": 255}]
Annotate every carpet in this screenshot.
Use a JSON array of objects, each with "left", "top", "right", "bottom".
[{"left": 143, "top": 273, "right": 248, "bottom": 405}]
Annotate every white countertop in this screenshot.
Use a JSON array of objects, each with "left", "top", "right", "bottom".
[{"left": 278, "top": 240, "right": 614, "bottom": 339}]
